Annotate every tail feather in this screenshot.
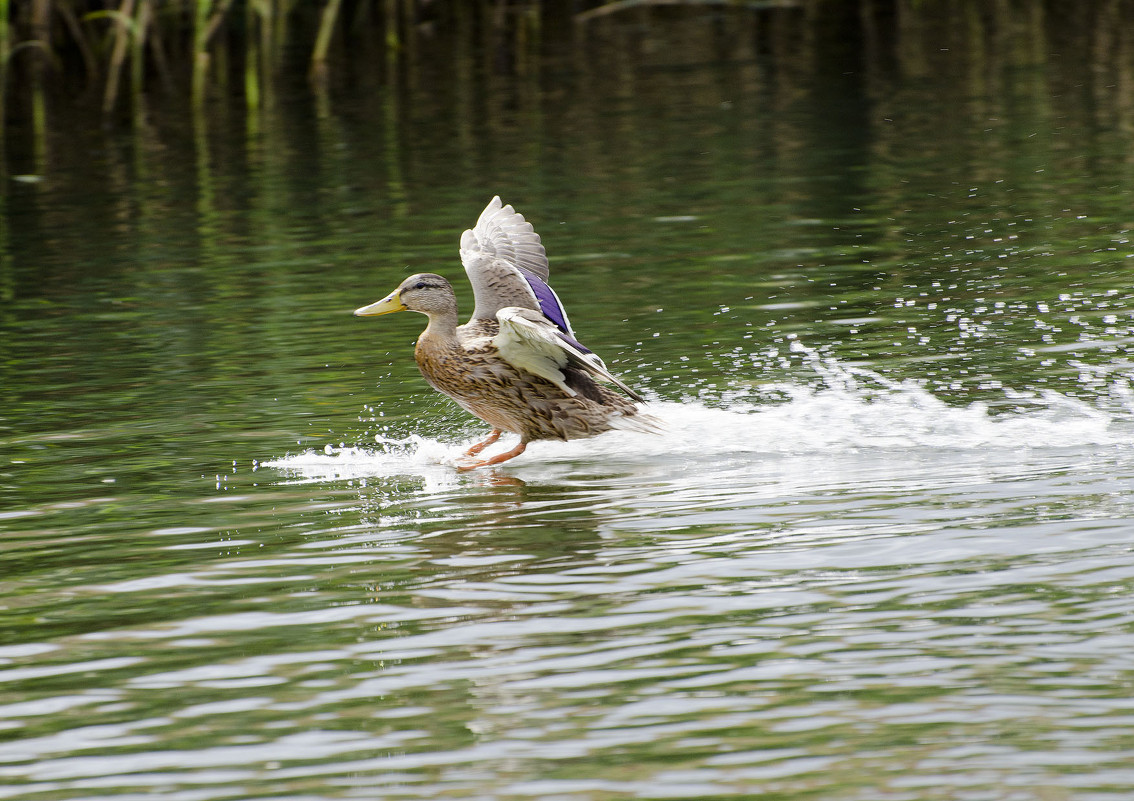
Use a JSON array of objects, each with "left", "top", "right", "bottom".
[{"left": 609, "top": 410, "right": 666, "bottom": 435}]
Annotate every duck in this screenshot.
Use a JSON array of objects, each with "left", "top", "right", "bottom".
[{"left": 354, "top": 196, "right": 660, "bottom": 469}]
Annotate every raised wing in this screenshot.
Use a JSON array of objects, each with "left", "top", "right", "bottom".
[
  {"left": 460, "top": 195, "right": 548, "bottom": 280},
  {"left": 494, "top": 308, "right": 645, "bottom": 403},
  {"left": 459, "top": 196, "right": 587, "bottom": 340}
]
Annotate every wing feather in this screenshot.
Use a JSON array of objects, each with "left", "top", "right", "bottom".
[
  {"left": 495, "top": 308, "right": 645, "bottom": 403},
  {"left": 460, "top": 196, "right": 549, "bottom": 281}
]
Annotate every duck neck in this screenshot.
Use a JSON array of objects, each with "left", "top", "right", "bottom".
[{"left": 418, "top": 309, "right": 461, "bottom": 349}]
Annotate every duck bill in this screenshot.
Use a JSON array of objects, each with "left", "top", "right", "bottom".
[{"left": 354, "top": 290, "right": 405, "bottom": 316}]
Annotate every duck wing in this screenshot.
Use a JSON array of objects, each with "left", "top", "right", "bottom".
[
  {"left": 460, "top": 197, "right": 583, "bottom": 341},
  {"left": 461, "top": 196, "right": 549, "bottom": 280},
  {"left": 494, "top": 307, "right": 645, "bottom": 403}
]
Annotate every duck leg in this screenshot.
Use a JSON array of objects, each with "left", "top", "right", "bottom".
[
  {"left": 457, "top": 441, "right": 527, "bottom": 471},
  {"left": 464, "top": 428, "right": 502, "bottom": 457}
]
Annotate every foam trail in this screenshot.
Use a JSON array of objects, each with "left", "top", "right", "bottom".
[
  {"left": 265, "top": 435, "right": 464, "bottom": 488},
  {"left": 265, "top": 358, "right": 1133, "bottom": 481}
]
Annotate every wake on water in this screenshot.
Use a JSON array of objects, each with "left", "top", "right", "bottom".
[{"left": 265, "top": 347, "right": 1134, "bottom": 483}]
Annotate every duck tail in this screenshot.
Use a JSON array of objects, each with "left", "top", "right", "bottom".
[{"left": 609, "top": 409, "right": 666, "bottom": 435}]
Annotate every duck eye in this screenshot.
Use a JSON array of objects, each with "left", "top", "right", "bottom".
[{"left": 413, "top": 281, "right": 428, "bottom": 290}]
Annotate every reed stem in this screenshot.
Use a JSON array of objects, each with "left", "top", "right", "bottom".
[
  {"left": 102, "top": 0, "right": 137, "bottom": 114},
  {"left": 312, "top": 0, "right": 342, "bottom": 74}
]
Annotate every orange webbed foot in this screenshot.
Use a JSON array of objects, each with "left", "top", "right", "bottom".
[
  {"left": 464, "top": 428, "right": 502, "bottom": 457},
  {"left": 456, "top": 441, "right": 527, "bottom": 471}
]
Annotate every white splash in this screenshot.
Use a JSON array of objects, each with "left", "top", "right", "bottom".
[
  {"left": 264, "top": 354, "right": 1132, "bottom": 482},
  {"left": 265, "top": 434, "right": 463, "bottom": 487}
]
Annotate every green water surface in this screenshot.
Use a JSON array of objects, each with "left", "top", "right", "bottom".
[{"left": 3, "top": 6, "right": 1134, "bottom": 801}]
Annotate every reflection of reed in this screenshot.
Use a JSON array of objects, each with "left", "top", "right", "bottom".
[
  {"left": 0, "top": 3, "right": 1126, "bottom": 113},
  {"left": 3, "top": 1, "right": 1134, "bottom": 272},
  {"left": 0, "top": 2, "right": 1116, "bottom": 172}
]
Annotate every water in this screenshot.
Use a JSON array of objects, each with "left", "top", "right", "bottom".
[{"left": 4, "top": 6, "right": 1134, "bottom": 800}]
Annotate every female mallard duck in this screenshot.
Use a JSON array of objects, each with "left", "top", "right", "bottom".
[{"left": 354, "top": 196, "right": 659, "bottom": 469}]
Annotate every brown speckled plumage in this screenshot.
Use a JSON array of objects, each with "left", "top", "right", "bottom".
[
  {"left": 354, "top": 198, "right": 659, "bottom": 469},
  {"left": 415, "top": 305, "right": 643, "bottom": 443}
]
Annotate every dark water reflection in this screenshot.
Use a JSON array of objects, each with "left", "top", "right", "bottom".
[{"left": 4, "top": 4, "right": 1134, "bottom": 800}]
